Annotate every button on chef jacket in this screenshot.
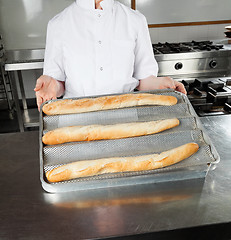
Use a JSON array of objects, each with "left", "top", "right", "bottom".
[{"left": 43, "top": 0, "right": 158, "bottom": 98}]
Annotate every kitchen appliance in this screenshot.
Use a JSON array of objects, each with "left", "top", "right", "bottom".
[
  {"left": 224, "top": 25, "right": 231, "bottom": 44},
  {"left": 153, "top": 40, "right": 231, "bottom": 116}
]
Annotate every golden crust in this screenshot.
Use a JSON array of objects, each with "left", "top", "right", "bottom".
[
  {"left": 42, "top": 118, "right": 180, "bottom": 145},
  {"left": 46, "top": 143, "right": 199, "bottom": 182},
  {"left": 42, "top": 93, "right": 178, "bottom": 115}
]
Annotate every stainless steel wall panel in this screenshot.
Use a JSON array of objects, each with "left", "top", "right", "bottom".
[
  {"left": 0, "top": 0, "right": 131, "bottom": 50},
  {"left": 136, "top": 0, "right": 231, "bottom": 24}
]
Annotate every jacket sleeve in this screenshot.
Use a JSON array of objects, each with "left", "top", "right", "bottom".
[
  {"left": 43, "top": 18, "right": 66, "bottom": 81},
  {"left": 133, "top": 14, "right": 158, "bottom": 80}
]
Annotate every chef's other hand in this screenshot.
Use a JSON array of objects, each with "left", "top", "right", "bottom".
[
  {"left": 34, "top": 75, "right": 65, "bottom": 111},
  {"left": 137, "top": 76, "right": 187, "bottom": 95}
]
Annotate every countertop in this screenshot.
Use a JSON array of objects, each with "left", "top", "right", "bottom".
[
  {"left": 4, "top": 49, "right": 44, "bottom": 71},
  {"left": 0, "top": 115, "right": 231, "bottom": 240}
]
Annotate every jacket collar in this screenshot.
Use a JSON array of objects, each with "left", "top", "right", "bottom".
[{"left": 76, "top": 0, "right": 115, "bottom": 11}]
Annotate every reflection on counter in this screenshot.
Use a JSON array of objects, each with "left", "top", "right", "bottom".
[
  {"left": 43, "top": 179, "right": 205, "bottom": 209},
  {"left": 47, "top": 194, "right": 191, "bottom": 209}
]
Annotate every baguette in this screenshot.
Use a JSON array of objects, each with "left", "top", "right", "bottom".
[
  {"left": 46, "top": 142, "right": 199, "bottom": 182},
  {"left": 42, "top": 118, "right": 180, "bottom": 145},
  {"left": 42, "top": 93, "right": 178, "bottom": 115}
]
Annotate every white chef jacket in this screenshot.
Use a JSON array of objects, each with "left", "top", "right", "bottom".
[{"left": 43, "top": 0, "right": 158, "bottom": 98}]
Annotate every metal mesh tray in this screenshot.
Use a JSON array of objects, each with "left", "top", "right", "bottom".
[{"left": 39, "top": 89, "right": 220, "bottom": 192}]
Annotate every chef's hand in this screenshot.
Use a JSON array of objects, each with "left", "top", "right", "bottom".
[
  {"left": 137, "top": 76, "right": 187, "bottom": 95},
  {"left": 34, "top": 75, "right": 65, "bottom": 111}
]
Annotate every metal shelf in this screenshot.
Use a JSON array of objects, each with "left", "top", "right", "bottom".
[{"left": 4, "top": 49, "right": 44, "bottom": 132}]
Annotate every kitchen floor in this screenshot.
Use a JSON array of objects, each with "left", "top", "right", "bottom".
[
  {"left": 0, "top": 100, "right": 19, "bottom": 133},
  {"left": 0, "top": 109, "right": 19, "bottom": 133},
  {"left": 0, "top": 99, "right": 38, "bottom": 134}
]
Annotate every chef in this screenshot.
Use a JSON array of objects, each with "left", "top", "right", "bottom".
[{"left": 34, "top": 0, "right": 186, "bottom": 110}]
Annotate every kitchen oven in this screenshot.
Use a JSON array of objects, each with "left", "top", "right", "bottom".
[{"left": 153, "top": 40, "right": 231, "bottom": 116}]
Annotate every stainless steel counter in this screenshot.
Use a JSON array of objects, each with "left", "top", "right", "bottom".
[
  {"left": 0, "top": 115, "right": 231, "bottom": 240},
  {"left": 5, "top": 49, "right": 44, "bottom": 71}
]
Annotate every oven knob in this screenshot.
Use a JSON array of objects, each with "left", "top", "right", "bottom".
[
  {"left": 209, "top": 60, "right": 217, "bottom": 69},
  {"left": 175, "top": 62, "right": 183, "bottom": 70}
]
